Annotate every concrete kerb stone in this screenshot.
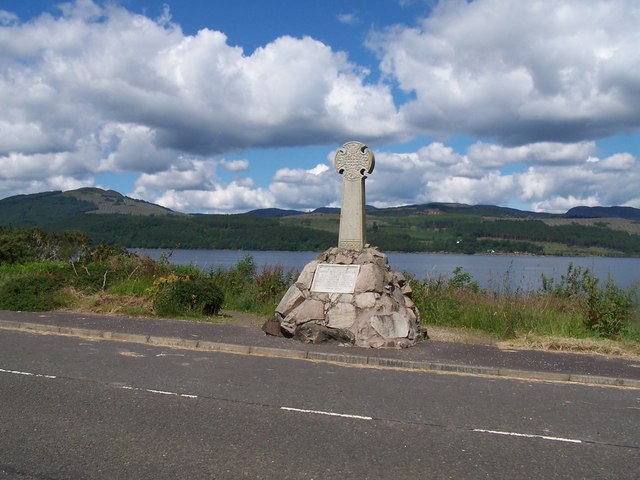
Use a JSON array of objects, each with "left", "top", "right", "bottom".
[
  {"left": 499, "top": 368, "right": 571, "bottom": 383},
  {"left": 307, "top": 351, "right": 369, "bottom": 365},
  {"left": 0, "top": 320, "right": 22, "bottom": 330},
  {"left": 249, "top": 346, "right": 308, "bottom": 360},
  {"left": 621, "top": 378, "right": 640, "bottom": 389},
  {"left": 110, "top": 332, "right": 151, "bottom": 344},
  {"left": 67, "top": 327, "right": 101, "bottom": 338},
  {"left": 148, "top": 336, "right": 200, "bottom": 349},
  {"left": 197, "top": 340, "right": 251, "bottom": 355},
  {"left": 22, "top": 323, "right": 61, "bottom": 334},
  {"left": 422, "top": 361, "right": 501, "bottom": 376},
  {"left": 568, "top": 374, "right": 626, "bottom": 387}
]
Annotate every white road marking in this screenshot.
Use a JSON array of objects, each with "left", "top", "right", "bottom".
[
  {"left": 473, "top": 428, "right": 583, "bottom": 444},
  {"left": 280, "top": 406, "right": 373, "bottom": 420},
  {"left": 119, "top": 385, "right": 198, "bottom": 399},
  {"left": 0, "top": 368, "right": 56, "bottom": 379},
  {"left": 1, "top": 365, "right": 199, "bottom": 399}
]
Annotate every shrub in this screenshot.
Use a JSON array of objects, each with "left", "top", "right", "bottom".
[
  {"left": 210, "top": 255, "right": 297, "bottom": 314},
  {"left": 542, "top": 264, "right": 634, "bottom": 338},
  {"left": 584, "top": 276, "right": 633, "bottom": 338},
  {"left": 255, "top": 263, "right": 296, "bottom": 305},
  {"left": 67, "top": 250, "right": 171, "bottom": 293},
  {"left": 153, "top": 276, "right": 224, "bottom": 317},
  {"left": 448, "top": 266, "right": 479, "bottom": 292},
  {"left": 0, "top": 272, "right": 67, "bottom": 311},
  {"left": 0, "top": 227, "right": 90, "bottom": 264}
]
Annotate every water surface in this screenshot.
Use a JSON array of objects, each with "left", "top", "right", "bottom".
[{"left": 132, "top": 248, "right": 640, "bottom": 291}]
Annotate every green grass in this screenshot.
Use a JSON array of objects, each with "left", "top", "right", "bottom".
[
  {"left": 414, "top": 288, "right": 587, "bottom": 339},
  {"left": 409, "top": 265, "right": 639, "bottom": 343}
]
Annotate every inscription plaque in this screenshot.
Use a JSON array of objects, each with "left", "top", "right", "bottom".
[{"left": 310, "top": 264, "right": 361, "bottom": 294}]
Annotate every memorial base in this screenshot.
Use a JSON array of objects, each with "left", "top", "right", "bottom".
[{"left": 263, "top": 246, "right": 428, "bottom": 348}]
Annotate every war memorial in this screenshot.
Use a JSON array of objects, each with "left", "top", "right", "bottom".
[{"left": 263, "top": 141, "right": 427, "bottom": 348}]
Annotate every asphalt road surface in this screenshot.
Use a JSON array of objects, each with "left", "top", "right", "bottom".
[{"left": 1, "top": 330, "right": 638, "bottom": 479}]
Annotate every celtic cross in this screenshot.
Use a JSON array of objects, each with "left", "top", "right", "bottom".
[{"left": 334, "top": 141, "right": 375, "bottom": 250}]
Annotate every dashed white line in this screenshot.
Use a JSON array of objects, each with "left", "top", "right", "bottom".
[
  {"left": 119, "top": 385, "right": 198, "bottom": 399},
  {"left": 473, "top": 428, "right": 583, "bottom": 444},
  {"left": 0, "top": 365, "right": 606, "bottom": 446},
  {"left": 0, "top": 368, "right": 56, "bottom": 379},
  {"left": 280, "top": 406, "right": 373, "bottom": 420},
  {"left": 1, "top": 366, "right": 199, "bottom": 399}
]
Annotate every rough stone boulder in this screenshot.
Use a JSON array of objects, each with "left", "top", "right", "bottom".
[{"left": 263, "top": 246, "right": 427, "bottom": 348}]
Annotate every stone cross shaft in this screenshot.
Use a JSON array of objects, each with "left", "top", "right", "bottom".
[{"left": 334, "top": 141, "right": 375, "bottom": 250}]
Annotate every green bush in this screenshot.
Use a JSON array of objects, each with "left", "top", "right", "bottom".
[
  {"left": 542, "top": 264, "right": 634, "bottom": 338},
  {"left": 210, "top": 255, "right": 296, "bottom": 314},
  {"left": 585, "top": 277, "right": 633, "bottom": 338},
  {"left": 153, "top": 277, "right": 224, "bottom": 317},
  {"left": 67, "top": 250, "right": 171, "bottom": 293},
  {"left": 0, "top": 227, "right": 90, "bottom": 264},
  {"left": 0, "top": 273, "right": 67, "bottom": 311}
]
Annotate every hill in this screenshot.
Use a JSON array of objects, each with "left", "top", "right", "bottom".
[
  {"left": 0, "top": 187, "right": 179, "bottom": 226},
  {"left": 1, "top": 188, "right": 640, "bottom": 256},
  {"left": 566, "top": 206, "right": 640, "bottom": 221},
  {"left": 243, "top": 208, "right": 303, "bottom": 218}
]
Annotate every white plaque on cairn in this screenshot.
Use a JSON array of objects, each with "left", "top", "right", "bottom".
[{"left": 310, "top": 264, "right": 361, "bottom": 294}]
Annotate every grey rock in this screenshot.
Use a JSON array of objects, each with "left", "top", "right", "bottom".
[
  {"left": 337, "top": 293, "right": 353, "bottom": 303},
  {"left": 370, "top": 312, "right": 411, "bottom": 339},
  {"left": 326, "top": 302, "right": 357, "bottom": 329},
  {"left": 354, "top": 252, "right": 375, "bottom": 264},
  {"left": 262, "top": 314, "right": 286, "bottom": 337},
  {"left": 335, "top": 252, "right": 353, "bottom": 264},
  {"left": 276, "top": 285, "right": 305, "bottom": 317},
  {"left": 297, "top": 261, "right": 318, "bottom": 290},
  {"left": 293, "top": 323, "right": 355, "bottom": 345},
  {"left": 354, "top": 263, "right": 385, "bottom": 293},
  {"left": 354, "top": 292, "right": 377, "bottom": 309},
  {"left": 284, "top": 299, "right": 325, "bottom": 325}
]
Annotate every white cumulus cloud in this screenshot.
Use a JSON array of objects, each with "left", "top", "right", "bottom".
[
  {"left": 369, "top": 0, "right": 640, "bottom": 144},
  {"left": 0, "top": 0, "right": 399, "bottom": 200}
]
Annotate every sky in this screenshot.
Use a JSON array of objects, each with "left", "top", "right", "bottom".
[{"left": 1, "top": 0, "right": 639, "bottom": 214}]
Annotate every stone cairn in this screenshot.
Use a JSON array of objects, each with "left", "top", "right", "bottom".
[{"left": 262, "top": 141, "right": 427, "bottom": 348}]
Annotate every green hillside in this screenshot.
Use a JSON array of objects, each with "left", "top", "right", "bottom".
[
  {"left": 0, "top": 188, "right": 178, "bottom": 226},
  {"left": 1, "top": 188, "right": 640, "bottom": 256}
]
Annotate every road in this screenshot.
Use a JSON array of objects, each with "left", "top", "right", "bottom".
[{"left": 1, "top": 330, "right": 638, "bottom": 479}]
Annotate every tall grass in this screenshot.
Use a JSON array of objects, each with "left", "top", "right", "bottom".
[
  {"left": 210, "top": 254, "right": 297, "bottom": 315},
  {"left": 409, "top": 264, "right": 638, "bottom": 341}
]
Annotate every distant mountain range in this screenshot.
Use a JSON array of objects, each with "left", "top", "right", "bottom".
[
  {"left": 246, "top": 202, "right": 640, "bottom": 221},
  {"left": 2, "top": 187, "right": 640, "bottom": 222}
]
